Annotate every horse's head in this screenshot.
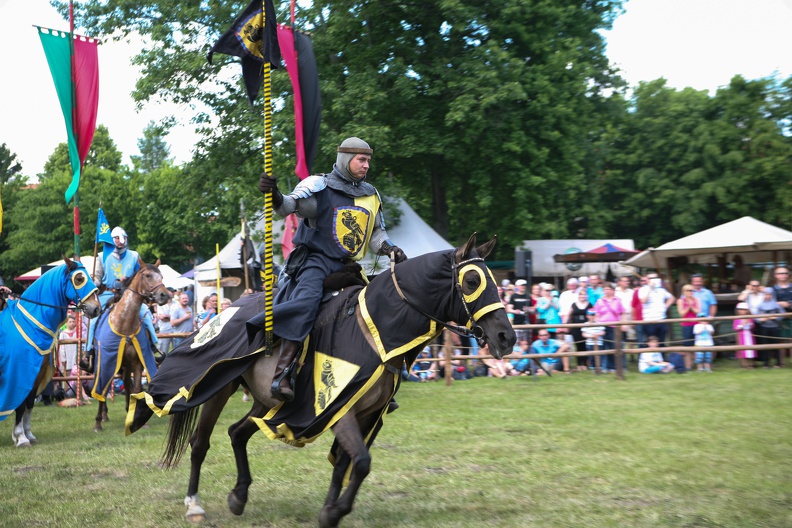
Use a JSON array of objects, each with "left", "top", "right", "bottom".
[
  {"left": 133, "top": 257, "right": 173, "bottom": 306},
  {"left": 451, "top": 233, "right": 516, "bottom": 359},
  {"left": 63, "top": 257, "right": 101, "bottom": 318}
]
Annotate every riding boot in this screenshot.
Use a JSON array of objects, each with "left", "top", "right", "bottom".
[
  {"left": 387, "top": 398, "right": 399, "bottom": 414},
  {"left": 152, "top": 345, "right": 165, "bottom": 366},
  {"left": 79, "top": 349, "right": 95, "bottom": 374},
  {"left": 271, "top": 339, "right": 302, "bottom": 402}
]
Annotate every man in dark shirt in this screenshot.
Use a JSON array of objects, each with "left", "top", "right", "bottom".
[{"left": 507, "top": 279, "right": 531, "bottom": 342}]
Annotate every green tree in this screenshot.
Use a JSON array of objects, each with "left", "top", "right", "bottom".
[
  {"left": 0, "top": 143, "right": 28, "bottom": 284},
  {"left": 595, "top": 76, "right": 792, "bottom": 248},
  {"left": 62, "top": 0, "right": 627, "bottom": 259},
  {"left": 131, "top": 120, "right": 172, "bottom": 173},
  {"left": 0, "top": 126, "right": 136, "bottom": 281}
]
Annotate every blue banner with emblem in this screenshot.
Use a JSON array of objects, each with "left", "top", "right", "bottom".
[{"left": 95, "top": 208, "right": 113, "bottom": 260}]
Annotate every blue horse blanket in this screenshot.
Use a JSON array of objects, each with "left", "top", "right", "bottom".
[
  {"left": 0, "top": 300, "right": 58, "bottom": 421},
  {"left": 90, "top": 308, "right": 158, "bottom": 401}
]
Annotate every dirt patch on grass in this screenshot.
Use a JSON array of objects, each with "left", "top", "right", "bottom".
[{"left": 13, "top": 465, "right": 44, "bottom": 474}]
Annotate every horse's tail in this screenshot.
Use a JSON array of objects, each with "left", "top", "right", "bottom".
[{"left": 160, "top": 406, "right": 199, "bottom": 469}]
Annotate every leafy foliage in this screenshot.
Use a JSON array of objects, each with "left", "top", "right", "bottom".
[{"left": 0, "top": 0, "right": 786, "bottom": 280}]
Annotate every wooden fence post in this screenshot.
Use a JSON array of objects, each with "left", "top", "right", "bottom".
[
  {"left": 443, "top": 330, "right": 453, "bottom": 386},
  {"left": 615, "top": 325, "right": 625, "bottom": 380}
]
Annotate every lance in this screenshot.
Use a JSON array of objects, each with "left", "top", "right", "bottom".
[{"left": 261, "top": 0, "right": 275, "bottom": 355}]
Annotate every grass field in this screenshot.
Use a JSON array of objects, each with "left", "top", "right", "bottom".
[{"left": 1, "top": 360, "right": 791, "bottom": 528}]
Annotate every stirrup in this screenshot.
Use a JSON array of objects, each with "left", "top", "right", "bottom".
[{"left": 270, "top": 362, "right": 296, "bottom": 402}]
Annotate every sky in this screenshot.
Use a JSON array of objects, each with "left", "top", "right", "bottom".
[{"left": 1, "top": 0, "right": 792, "bottom": 178}]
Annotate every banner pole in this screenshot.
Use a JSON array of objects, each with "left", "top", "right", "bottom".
[
  {"left": 216, "top": 243, "right": 221, "bottom": 310},
  {"left": 262, "top": 0, "right": 274, "bottom": 355}
]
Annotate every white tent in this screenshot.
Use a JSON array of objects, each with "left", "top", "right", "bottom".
[
  {"left": 518, "top": 239, "right": 636, "bottom": 277},
  {"left": 15, "top": 256, "right": 98, "bottom": 282},
  {"left": 14, "top": 257, "right": 193, "bottom": 289},
  {"left": 624, "top": 216, "right": 792, "bottom": 269},
  {"left": 359, "top": 198, "right": 454, "bottom": 274},
  {"left": 158, "top": 264, "right": 192, "bottom": 290},
  {"left": 194, "top": 233, "right": 244, "bottom": 282}
]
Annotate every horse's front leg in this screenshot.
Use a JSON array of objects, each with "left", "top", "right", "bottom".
[
  {"left": 126, "top": 364, "right": 141, "bottom": 412},
  {"left": 12, "top": 394, "right": 36, "bottom": 447},
  {"left": 94, "top": 400, "right": 108, "bottom": 432},
  {"left": 184, "top": 382, "right": 238, "bottom": 523},
  {"left": 320, "top": 413, "right": 372, "bottom": 528},
  {"left": 227, "top": 399, "right": 269, "bottom": 516}
]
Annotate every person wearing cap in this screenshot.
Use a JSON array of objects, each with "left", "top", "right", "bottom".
[
  {"left": 506, "top": 279, "right": 531, "bottom": 342},
  {"left": 255, "top": 137, "right": 407, "bottom": 402},
  {"left": 84, "top": 226, "right": 161, "bottom": 367}
]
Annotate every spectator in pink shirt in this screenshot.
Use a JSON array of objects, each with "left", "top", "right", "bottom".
[{"left": 594, "top": 282, "right": 626, "bottom": 371}]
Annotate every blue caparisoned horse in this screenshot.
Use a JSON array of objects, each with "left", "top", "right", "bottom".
[
  {"left": 89, "top": 258, "right": 171, "bottom": 432},
  {"left": 126, "top": 234, "right": 516, "bottom": 526},
  {"left": 0, "top": 257, "right": 101, "bottom": 446}
]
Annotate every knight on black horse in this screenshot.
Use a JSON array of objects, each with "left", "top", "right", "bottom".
[{"left": 251, "top": 136, "right": 407, "bottom": 403}]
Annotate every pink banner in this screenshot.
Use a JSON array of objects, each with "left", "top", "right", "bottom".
[{"left": 72, "top": 36, "right": 99, "bottom": 167}]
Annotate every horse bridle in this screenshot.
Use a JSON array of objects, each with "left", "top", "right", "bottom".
[
  {"left": 124, "top": 271, "right": 166, "bottom": 303},
  {"left": 14, "top": 273, "right": 98, "bottom": 313},
  {"left": 389, "top": 253, "right": 493, "bottom": 347}
]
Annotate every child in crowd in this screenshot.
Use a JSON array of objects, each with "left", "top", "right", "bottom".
[
  {"left": 581, "top": 309, "right": 606, "bottom": 371},
  {"left": 693, "top": 315, "right": 715, "bottom": 372},
  {"left": 412, "top": 347, "right": 438, "bottom": 381},
  {"left": 733, "top": 302, "right": 756, "bottom": 369},
  {"left": 638, "top": 335, "right": 674, "bottom": 373}
]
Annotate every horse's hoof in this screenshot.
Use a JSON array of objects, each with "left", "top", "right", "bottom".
[
  {"left": 93, "top": 425, "right": 103, "bottom": 433},
  {"left": 318, "top": 509, "right": 340, "bottom": 528},
  {"left": 185, "top": 495, "right": 206, "bottom": 523},
  {"left": 185, "top": 512, "right": 206, "bottom": 523},
  {"left": 15, "top": 441, "right": 32, "bottom": 448},
  {"left": 102, "top": 416, "right": 110, "bottom": 423},
  {"left": 227, "top": 491, "right": 247, "bottom": 516}
]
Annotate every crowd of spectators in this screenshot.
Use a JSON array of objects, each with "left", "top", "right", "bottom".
[{"left": 403, "top": 266, "right": 791, "bottom": 381}]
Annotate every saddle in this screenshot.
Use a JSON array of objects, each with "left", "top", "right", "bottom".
[{"left": 322, "top": 262, "right": 367, "bottom": 292}]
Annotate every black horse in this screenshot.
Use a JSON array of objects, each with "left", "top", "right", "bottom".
[{"left": 126, "top": 234, "right": 516, "bottom": 526}]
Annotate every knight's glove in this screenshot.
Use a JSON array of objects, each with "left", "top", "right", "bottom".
[
  {"left": 258, "top": 172, "right": 283, "bottom": 208},
  {"left": 381, "top": 242, "right": 407, "bottom": 263}
]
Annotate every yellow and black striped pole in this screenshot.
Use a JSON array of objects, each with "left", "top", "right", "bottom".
[{"left": 261, "top": 0, "right": 275, "bottom": 355}]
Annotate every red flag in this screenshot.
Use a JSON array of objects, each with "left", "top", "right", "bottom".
[
  {"left": 277, "top": 25, "right": 321, "bottom": 180},
  {"left": 38, "top": 27, "right": 99, "bottom": 203},
  {"left": 281, "top": 213, "right": 299, "bottom": 259}
]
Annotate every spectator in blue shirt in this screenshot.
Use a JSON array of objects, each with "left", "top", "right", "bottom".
[
  {"left": 691, "top": 274, "right": 718, "bottom": 317},
  {"left": 531, "top": 330, "right": 571, "bottom": 374}
]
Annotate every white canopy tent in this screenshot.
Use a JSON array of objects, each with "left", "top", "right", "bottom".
[
  {"left": 14, "top": 257, "right": 192, "bottom": 289},
  {"left": 624, "top": 216, "right": 792, "bottom": 269},
  {"left": 358, "top": 198, "right": 454, "bottom": 274},
  {"left": 518, "top": 239, "right": 636, "bottom": 278},
  {"left": 158, "top": 264, "right": 192, "bottom": 290},
  {"left": 194, "top": 233, "right": 245, "bottom": 282},
  {"left": 15, "top": 256, "right": 98, "bottom": 282}
]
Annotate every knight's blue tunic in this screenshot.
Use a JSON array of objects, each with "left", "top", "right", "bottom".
[{"left": 102, "top": 249, "right": 140, "bottom": 292}]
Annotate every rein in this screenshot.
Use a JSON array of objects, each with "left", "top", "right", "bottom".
[
  {"left": 18, "top": 288, "right": 98, "bottom": 313},
  {"left": 389, "top": 253, "right": 487, "bottom": 346}
]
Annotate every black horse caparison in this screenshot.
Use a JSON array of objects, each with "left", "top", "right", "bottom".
[{"left": 126, "top": 233, "right": 516, "bottom": 527}]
